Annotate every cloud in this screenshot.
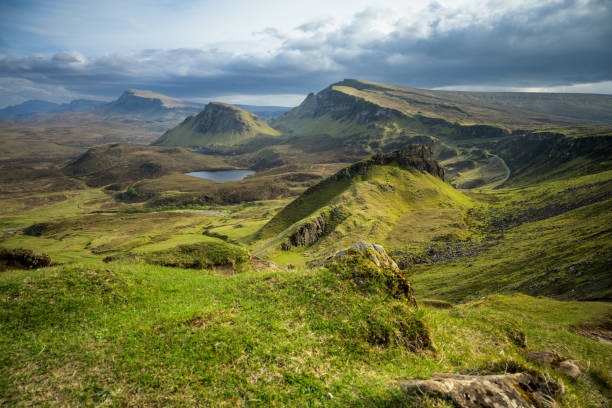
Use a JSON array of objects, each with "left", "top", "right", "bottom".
[
  {"left": 0, "top": 0, "right": 611, "bottom": 107},
  {"left": 296, "top": 18, "right": 333, "bottom": 33}
]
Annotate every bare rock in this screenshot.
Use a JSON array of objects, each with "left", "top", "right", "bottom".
[
  {"left": 400, "top": 372, "right": 560, "bottom": 408},
  {"left": 250, "top": 256, "right": 283, "bottom": 271},
  {"left": 525, "top": 350, "right": 562, "bottom": 367},
  {"left": 557, "top": 360, "right": 581, "bottom": 379}
]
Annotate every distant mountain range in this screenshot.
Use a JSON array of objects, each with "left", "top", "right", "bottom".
[
  {"left": 0, "top": 91, "right": 292, "bottom": 122},
  {"left": 91, "top": 89, "right": 204, "bottom": 121},
  {"left": 0, "top": 99, "right": 106, "bottom": 119},
  {"left": 235, "top": 105, "right": 292, "bottom": 121}
]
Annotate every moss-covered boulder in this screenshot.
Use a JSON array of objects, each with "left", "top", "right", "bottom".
[{"left": 327, "top": 242, "right": 416, "bottom": 306}]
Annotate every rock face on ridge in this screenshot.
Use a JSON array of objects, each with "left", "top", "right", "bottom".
[
  {"left": 281, "top": 206, "right": 349, "bottom": 250},
  {"left": 331, "top": 145, "right": 444, "bottom": 182}
]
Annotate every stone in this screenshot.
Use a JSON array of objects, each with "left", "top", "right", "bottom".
[
  {"left": 557, "top": 360, "right": 581, "bottom": 379},
  {"left": 333, "top": 241, "right": 399, "bottom": 271},
  {"left": 525, "top": 350, "right": 562, "bottom": 367},
  {"left": 400, "top": 372, "right": 560, "bottom": 408},
  {"left": 250, "top": 256, "right": 283, "bottom": 271}
]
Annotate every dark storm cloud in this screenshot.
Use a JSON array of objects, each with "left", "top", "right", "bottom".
[{"left": 1, "top": 0, "right": 611, "bottom": 104}]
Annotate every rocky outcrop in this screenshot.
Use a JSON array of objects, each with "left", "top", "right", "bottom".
[
  {"left": 330, "top": 145, "right": 444, "bottom": 182},
  {"left": 525, "top": 350, "right": 583, "bottom": 379},
  {"left": 525, "top": 350, "right": 562, "bottom": 367},
  {"left": 333, "top": 242, "right": 399, "bottom": 271},
  {"left": 493, "top": 132, "right": 612, "bottom": 182},
  {"left": 281, "top": 207, "right": 348, "bottom": 250},
  {"left": 400, "top": 372, "right": 561, "bottom": 408},
  {"left": 327, "top": 242, "right": 416, "bottom": 306},
  {"left": 250, "top": 256, "right": 284, "bottom": 271}
]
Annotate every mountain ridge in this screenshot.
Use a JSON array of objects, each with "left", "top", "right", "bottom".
[
  {"left": 153, "top": 102, "right": 280, "bottom": 148},
  {"left": 0, "top": 98, "right": 107, "bottom": 119}
]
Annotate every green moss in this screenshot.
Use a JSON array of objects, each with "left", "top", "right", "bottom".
[{"left": 327, "top": 250, "right": 417, "bottom": 306}]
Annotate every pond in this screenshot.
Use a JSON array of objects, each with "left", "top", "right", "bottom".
[{"left": 184, "top": 169, "right": 255, "bottom": 182}]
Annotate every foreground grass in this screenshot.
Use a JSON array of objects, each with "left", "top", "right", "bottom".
[{"left": 1, "top": 263, "right": 610, "bottom": 406}]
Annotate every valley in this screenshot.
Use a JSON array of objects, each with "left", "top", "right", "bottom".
[{"left": 1, "top": 79, "right": 611, "bottom": 407}]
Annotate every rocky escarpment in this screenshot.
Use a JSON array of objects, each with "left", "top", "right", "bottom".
[
  {"left": 329, "top": 145, "right": 444, "bottom": 182},
  {"left": 272, "top": 80, "right": 513, "bottom": 141},
  {"left": 296, "top": 87, "right": 401, "bottom": 124},
  {"left": 93, "top": 89, "right": 202, "bottom": 120},
  {"left": 281, "top": 206, "right": 349, "bottom": 250},
  {"left": 493, "top": 132, "right": 612, "bottom": 182}
]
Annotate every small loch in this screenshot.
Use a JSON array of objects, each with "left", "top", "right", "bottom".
[{"left": 185, "top": 169, "right": 255, "bottom": 182}]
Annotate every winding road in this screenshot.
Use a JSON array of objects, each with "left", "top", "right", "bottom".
[{"left": 488, "top": 154, "right": 511, "bottom": 188}]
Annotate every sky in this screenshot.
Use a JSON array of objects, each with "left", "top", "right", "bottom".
[{"left": 0, "top": 0, "right": 611, "bottom": 108}]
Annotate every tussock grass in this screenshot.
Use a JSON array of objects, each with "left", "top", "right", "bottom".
[{"left": 1, "top": 264, "right": 610, "bottom": 406}]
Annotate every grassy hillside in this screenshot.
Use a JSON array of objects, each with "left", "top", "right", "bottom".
[
  {"left": 1, "top": 79, "right": 612, "bottom": 406},
  {"left": 256, "top": 147, "right": 473, "bottom": 263},
  {"left": 269, "top": 79, "right": 603, "bottom": 143},
  {"left": 62, "top": 143, "right": 232, "bottom": 187},
  {"left": 154, "top": 102, "right": 280, "bottom": 148},
  {"left": 1, "top": 262, "right": 610, "bottom": 406}
]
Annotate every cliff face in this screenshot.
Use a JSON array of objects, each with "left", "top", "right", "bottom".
[
  {"left": 271, "top": 81, "right": 511, "bottom": 142},
  {"left": 274, "top": 84, "right": 404, "bottom": 126},
  {"left": 281, "top": 207, "right": 349, "bottom": 250},
  {"left": 494, "top": 132, "right": 612, "bottom": 183},
  {"left": 330, "top": 145, "right": 444, "bottom": 182}
]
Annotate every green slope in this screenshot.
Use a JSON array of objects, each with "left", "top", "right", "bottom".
[
  {"left": 154, "top": 102, "right": 280, "bottom": 148},
  {"left": 256, "top": 146, "right": 474, "bottom": 261},
  {"left": 1, "top": 262, "right": 610, "bottom": 406}
]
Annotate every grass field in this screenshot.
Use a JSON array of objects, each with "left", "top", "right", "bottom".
[{"left": 1, "top": 262, "right": 610, "bottom": 406}]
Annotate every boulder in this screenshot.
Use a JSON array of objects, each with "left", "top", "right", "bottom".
[
  {"left": 525, "top": 350, "right": 562, "bottom": 367},
  {"left": 400, "top": 372, "right": 560, "bottom": 408},
  {"left": 557, "top": 360, "right": 581, "bottom": 379},
  {"left": 250, "top": 256, "right": 283, "bottom": 272},
  {"left": 327, "top": 242, "right": 415, "bottom": 306},
  {"left": 333, "top": 241, "right": 399, "bottom": 271}
]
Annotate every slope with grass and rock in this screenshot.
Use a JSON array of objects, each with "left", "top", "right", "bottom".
[
  {"left": 153, "top": 102, "right": 281, "bottom": 148},
  {"left": 255, "top": 145, "right": 475, "bottom": 263}
]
